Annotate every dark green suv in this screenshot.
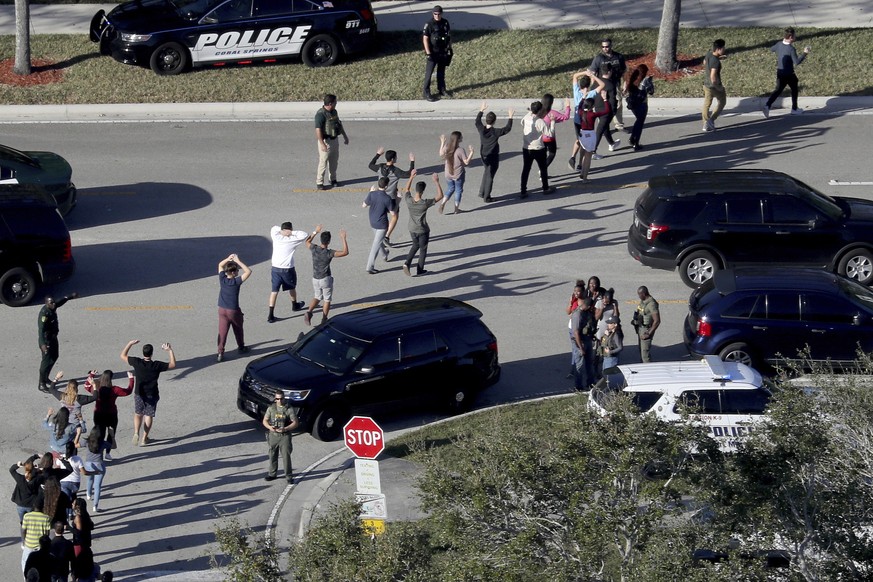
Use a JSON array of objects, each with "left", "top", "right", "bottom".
[
  {"left": 0, "top": 185, "right": 75, "bottom": 307},
  {"left": 237, "top": 298, "right": 501, "bottom": 441}
]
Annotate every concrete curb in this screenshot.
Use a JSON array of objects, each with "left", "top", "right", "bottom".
[{"left": 1, "top": 96, "right": 872, "bottom": 124}]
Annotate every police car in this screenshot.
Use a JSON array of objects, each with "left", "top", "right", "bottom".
[
  {"left": 89, "top": 0, "right": 378, "bottom": 75},
  {"left": 588, "top": 356, "right": 772, "bottom": 452}
]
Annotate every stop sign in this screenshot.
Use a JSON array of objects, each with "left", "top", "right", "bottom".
[{"left": 344, "top": 416, "right": 385, "bottom": 459}]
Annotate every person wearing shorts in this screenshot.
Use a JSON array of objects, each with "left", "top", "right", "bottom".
[
  {"left": 120, "top": 340, "right": 176, "bottom": 447},
  {"left": 578, "top": 94, "right": 612, "bottom": 183},
  {"left": 303, "top": 225, "right": 349, "bottom": 326},
  {"left": 268, "top": 222, "right": 308, "bottom": 323}
]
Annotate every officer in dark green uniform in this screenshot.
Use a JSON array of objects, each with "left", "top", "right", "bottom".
[
  {"left": 37, "top": 293, "right": 77, "bottom": 392},
  {"left": 262, "top": 391, "right": 299, "bottom": 483},
  {"left": 634, "top": 286, "right": 660, "bottom": 363}
]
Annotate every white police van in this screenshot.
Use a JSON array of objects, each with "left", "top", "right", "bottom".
[
  {"left": 90, "top": 0, "right": 377, "bottom": 75},
  {"left": 588, "top": 356, "right": 771, "bottom": 452}
]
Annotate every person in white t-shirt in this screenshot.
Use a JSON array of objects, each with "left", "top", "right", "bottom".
[{"left": 267, "top": 222, "right": 308, "bottom": 323}]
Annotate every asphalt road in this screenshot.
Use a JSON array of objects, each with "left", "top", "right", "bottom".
[{"left": 1, "top": 108, "right": 871, "bottom": 577}]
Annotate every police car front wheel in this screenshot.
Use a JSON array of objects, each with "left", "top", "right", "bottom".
[
  {"left": 302, "top": 34, "right": 339, "bottom": 68},
  {"left": 150, "top": 42, "right": 190, "bottom": 76}
]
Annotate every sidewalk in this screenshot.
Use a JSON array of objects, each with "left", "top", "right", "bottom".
[{"left": 0, "top": 0, "right": 871, "bottom": 35}]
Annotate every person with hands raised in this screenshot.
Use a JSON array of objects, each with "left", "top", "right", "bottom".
[
  {"left": 120, "top": 339, "right": 176, "bottom": 447},
  {"left": 475, "top": 101, "right": 514, "bottom": 203}
]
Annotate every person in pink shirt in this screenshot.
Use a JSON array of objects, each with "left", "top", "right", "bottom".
[
  {"left": 539, "top": 93, "right": 571, "bottom": 169},
  {"left": 438, "top": 131, "right": 474, "bottom": 214}
]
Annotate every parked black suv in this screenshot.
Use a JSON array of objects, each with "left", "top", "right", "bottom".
[
  {"left": 627, "top": 170, "right": 873, "bottom": 288},
  {"left": 237, "top": 298, "right": 501, "bottom": 441},
  {"left": 0, "top": 185, "right": 76, "bottom": 307},
  {"left": 684, "top": 268, "right": 873, "bottom": 368}
]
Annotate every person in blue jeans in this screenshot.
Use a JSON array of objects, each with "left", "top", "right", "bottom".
[
  {"left": 438, "top": 131, "right": 474, "bottom": 214},
  {"left": 83, "top": 430, "right": 108, "bottom": 513},
  {"left": 600, "top": 315, "right": 624, "bottom": 372},
  {"left": 571, "top": 298, "right": 596, "bottom": 391},
  {"left": 362, "top": 177, "right": 396, "bottom": 274}
]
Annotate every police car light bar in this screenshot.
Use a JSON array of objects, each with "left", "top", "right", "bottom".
[{"left": 704, "top": 355, "right": 732, "bottom": 381}]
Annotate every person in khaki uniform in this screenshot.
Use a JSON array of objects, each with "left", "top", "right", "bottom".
[
  {"left": 262, "top": 391, "right": 298, "bottom": 483},
  {"left": 634, "top": 286, "right": 660, "bottom": 363}
]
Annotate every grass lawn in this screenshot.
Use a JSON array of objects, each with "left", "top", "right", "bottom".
[{"left": 0, "top": 27, "right": 871, "bottom": 105}]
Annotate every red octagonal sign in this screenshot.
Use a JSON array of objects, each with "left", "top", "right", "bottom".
[{"left": 344, "top": 416, "right": 385, "bottom": 460}]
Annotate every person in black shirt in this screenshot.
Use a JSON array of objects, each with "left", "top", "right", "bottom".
[
  {"left": 120, "top": 340, "right": 176, "bottom": 446},
  {"left": 475, "top": 102, "right": 514, "bottom": 202},
  {"left": 422, "top": 5, "right": 452, "bottom": 102},
  {"left": 216, "top": 254, "right": 252, "bottom": 362}
]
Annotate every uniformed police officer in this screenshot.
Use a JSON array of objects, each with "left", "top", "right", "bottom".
[
  {"left": 422, "top": 5, "right": 452, "bottom": 102},
  {"left": 262, "top": 391, "right": 299, "bottom": 483},
  {"left": 634, "top": 286, "right": 660, "bottom": 363},
  {"left": 37, "top": 293, "right": 78, "bottom": 392}
]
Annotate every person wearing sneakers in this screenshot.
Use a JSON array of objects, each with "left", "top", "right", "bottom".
[
  {"left": 121, "top": 340, "right": 176, "bottom": 447},
  {"left": 403, "top": 171, "right": 444, "bottom": 277},
  {"left": 702, "top": 39, "right": 727, "bottom": 132},
  {"left": 84, "top": 369, "right": 134, "bottom": 460},
  {"left": 588, "top": 38, "right": 627, "bottom": 132},
  {"left": 568, "top": 70, "right": 605, "bottom": 170},
  {"left": 314, "top": 93, "right": 348, "bottom": 190},
  {"left": 763, "top": 28, "right": 810, "bottom": 117},
  {"left": 262, "top": 390, "right": 298, "bottom": 483},
  {"left": 368, "top": 147, "right": 415, "bottom": 246},
  {"left": 520, "top": 101, "right": 555, "bottom": 198},
  {"left": 577, "top": 92, "right": 612, "bottom": 183},
  {"left": 216, "top": 253, "right": 252, "bottom": 362},
  {"left": 363, "top": 177, "right": 396, "bottom": 274},
  {"left": 303, "top": 225, "right": 349, "bottom": 326},
  {"left": 475, "top": 102, "right": 513, "bottom": 203},
  {"left": 592, "top": 63, "right": 621, "bottom": 158},
  {"left": 267, "top": 222, "right": 308, "bottom": 323},
  {"left": 438, "top": 131, "right": 474, "bottom": 214}
]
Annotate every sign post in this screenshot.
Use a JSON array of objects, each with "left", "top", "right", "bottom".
[{"left": 344, "top": 416, "right": 387, "bottom": 533}]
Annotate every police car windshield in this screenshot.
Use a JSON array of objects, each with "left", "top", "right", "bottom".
[
  {"left": 292, "top": 326, "right": 368, "bottom": 374},
  {"left": 170, "top": 0, "right": 226, "bottom": 18}
]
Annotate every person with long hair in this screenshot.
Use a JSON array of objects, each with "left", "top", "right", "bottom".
[
  {"left": 10, "top": 454, "right": 42, "bottom": 523},
  {"left": 84, "top": 369, "right": 134, "bottom": 461},
  {"left": 566, "top": 282, "right": 585, "bottom": 378},
  {"left": 70, "top": 497, "right": 94, "bottom": 557},
  {"left": 52, "top": 373, "right": 96, "bottom": 434},
  {"left": 438, "top": 131, "right": 474, "bottom": 214},
  {"left": 82, "top": 430, "right": 107, "bottom": 513},
  {"left": 43, "top": 407, "right": 82, "bottom": 457},
  {"left": 41, "top": 475, "right": 71, "bottom": 526},
  {"left": 601, "top": 315, "right": 624, "bottom": 371},
  {"left": 624, "top": 64, "right": 655, "bottom": 150},
  {"left": 569, "top": 70, "right": 606, "bottom": 170},
  {"left": 577, "top": 92, "right": 612, "bottom": 182},
  {"left": 539, "top": 93, "right": 571, "bottom": 168}
]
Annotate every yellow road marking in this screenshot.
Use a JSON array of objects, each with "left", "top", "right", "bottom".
[
  {"left": 292, "top": 187, "right": 370, "bottom": 193},
  {"left": 86, "top": 305, "right": 193, "bottom": 311}
]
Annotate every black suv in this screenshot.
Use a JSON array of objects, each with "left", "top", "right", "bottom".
[
  {"left": 0, "top": 185, "right": 76, "bottom": 307},
  {"left": 684, "top": 268, "right": 873, "bottom": 368},
  {"left": 237, "top": 298, "right": 501, "bottom": 441},
  {"left": 627, "top": 170, "right": 873, "bottom": 288}
]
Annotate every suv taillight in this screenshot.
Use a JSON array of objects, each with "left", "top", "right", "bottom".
[
  {"left": 697, "top": 319, "right": 712, "bottom": 338},
  {"left": 487, "top": 341, "right": 498, "bottom": 353},
  {"left": 63, "top": 236, "right": 72, "bottom": 262},
  {"left": 360, "top": 8, "right": 374, "bottom": 20},
  {"left": 646, "top": 224, "right": 669, "bottom": 242}
]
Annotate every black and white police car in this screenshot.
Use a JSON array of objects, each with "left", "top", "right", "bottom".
[
  {"left": 588, "top": 356, "right": 772, "bottom": 452},
  {"left": 89, "top": 0, "right": 378, "bottom": 75}
]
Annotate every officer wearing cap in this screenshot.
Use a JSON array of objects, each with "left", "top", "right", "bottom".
[
  {"left": 422, "top": 5, "right": 452, "bottom": 102},
  {"left": 37, "top": 293, "right": 78, "bottom": 392}
]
